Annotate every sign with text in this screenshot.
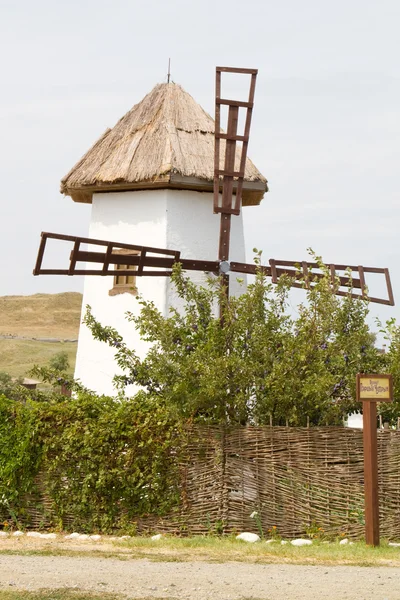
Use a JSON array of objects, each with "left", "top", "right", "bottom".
[
  {"left": 356, "top": 373, "right": 394, "bottom": 546},
  {"left": 356, "top": 373, "right": 393, "bottom": 403}
]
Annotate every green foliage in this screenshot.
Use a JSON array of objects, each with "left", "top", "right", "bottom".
[
  {"left": 30, "top": 363, "right": 84, "bottom": 397},
  {"left": 83, "top": 253, "right": 392, "bottom": 426},
  {"left": 0, "top": 371, "right": 13, "bottom": 390},
  {"left": 48, "top": 351, "right": 70, "bottom": 374},
  {"left": 0, "top": 372, "right": 19, "bottom": 397},
  {"left": 0, "top": 394, "right": 42, "bottom": 527},
  {"left": 0, "top": 372, "right": 41, "bottom": 404},
  {"left": 304, "top": 521, "right": 327, "bottom": 540},
  {"left": 0, "top": 368, "right": 74, "bottom": 405},
  {"left": 250, "top": 510, "right": 265, "bottom": 539},
  {"left": 28, "top": 350, "right": 74, "bottom": 397},
  {"left": 375, "top": 318, "right": 400, "bottom": 425},
  {"left": 0, "top": 392, "right": 182, "bottom": 532}
]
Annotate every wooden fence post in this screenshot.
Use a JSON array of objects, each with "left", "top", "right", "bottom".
[
  {"left": 362, "top": 400, "right": 379, "bottom": 546},
  {"left": 357, "top": 373, "right": 393, "bottom": 547}
]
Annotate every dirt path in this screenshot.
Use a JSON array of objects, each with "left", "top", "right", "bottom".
[{"left": 1, "top": 552, "right": 400, "bottom": 600}]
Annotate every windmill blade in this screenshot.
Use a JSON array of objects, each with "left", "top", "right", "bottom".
[
  {"left": 33, "top": 232, "right": 219, "bottom": 277},
  {"left": 33, "top": 232, "right": 395, "bottom": 306},
  {"left": 214, "top": 67, "right": 258, "bottom": 264},
  {"left": 214, "top": 67, "right": 258, "bottom": 218},
  {"left": 229, "top": 259, "right": 395, "bottom": 306}
]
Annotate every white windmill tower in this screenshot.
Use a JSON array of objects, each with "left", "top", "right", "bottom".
[{"left": 59, "top": 80, "right": 268, "bottom": 395}]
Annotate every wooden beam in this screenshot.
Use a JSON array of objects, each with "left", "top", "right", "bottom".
[
  {"left": 362, "top": 400, "right": 380, "bottom": 546},
  {"left": 218, "top": 214, "right": 232, "bottom": 262},
  {"left": 216, "top": 67, "right": 258, "bottom": 74},
  {"left": 33, "top": 233, "right": 48, "bottom": 276},
  {"left": 32, "top": 232, "right": 396, "bottom": 306}
]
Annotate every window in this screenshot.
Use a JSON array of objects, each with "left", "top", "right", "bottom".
[{"left": 109, "top": 250, "right": 138, "bottom": 296}]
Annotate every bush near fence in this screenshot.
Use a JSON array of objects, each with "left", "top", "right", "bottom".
[
  {"left": 0, "top": 393, "right": 183, "bottom": 533},
  {"left": 1, "top": 394, "right": 400, "bottom": 539}
]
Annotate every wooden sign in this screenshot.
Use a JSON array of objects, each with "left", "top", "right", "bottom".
[
  {"left": 356, "top": 374, "right": 393, "bottom": 402},
  {"left": 356, "top": 373, "right": 393, "bottom": 546}
]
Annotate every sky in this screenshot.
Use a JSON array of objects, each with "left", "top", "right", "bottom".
[{"left": 0, "top": 0, "right": 399, "bottom": 329}]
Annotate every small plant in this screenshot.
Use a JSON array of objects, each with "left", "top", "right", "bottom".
[
  {"left": 204, "top": 513, "right": 225, "bottom": 535},
  {"left": 305, "top": 521, "right": 326, "bottom": 540},
  {"left": 214, "top": 519, "right": 224, "bottom": 536},
  {"left": 204, "top": 513, "right": 212, "bottom": 535},
  {"left": 48, "top": 351, "right": 70, "bottom": 374},
  {"left": 116, "top": 515, "right": 137, "bottom": 537},
  {"left": 250, "top": 510, "right": 264, "bottom": 539},
  {"left": 348, "top": 504, "right": 365, "bottom": 526},
  {"left": 266, "top": 524, "right": 281, "bottom": 541}
]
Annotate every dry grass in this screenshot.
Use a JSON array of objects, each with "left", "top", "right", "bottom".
[
  {"left": 0, "top": 339, "right": 77, "bottom": 378},
  {"left": 1, "top": 536, "right": 400, "bottom": 568},
  {"left": 0, "top": 292, "right": 81, "bottom": 377},
  {"left": 117, "top": 536, "right": 400, "bottom": 567},
  {"left": 0, "top": 591, "right": 125, "bottom": 600},
  {"left": 0, "top": 293, "right": 82, "bottom": 337}
]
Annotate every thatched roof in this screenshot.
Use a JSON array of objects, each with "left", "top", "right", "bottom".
[{"left": 61, "top": 82, "right": 268, "bottom": 206}]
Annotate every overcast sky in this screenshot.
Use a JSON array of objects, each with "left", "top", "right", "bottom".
[{"left": 1, "top": 0, "right": 399, "bottom": 327}]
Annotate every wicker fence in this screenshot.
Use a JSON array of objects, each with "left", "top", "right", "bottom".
[
  {"left": 174, "top": 426, "right": 400, "bottom": 539},
  {"left": 12, "top": 426, "right": 400, "bottom": 539}
]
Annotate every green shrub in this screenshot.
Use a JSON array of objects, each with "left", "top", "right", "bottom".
[{"left": 0, "top": 392, "right": 182, "bottom": 532}]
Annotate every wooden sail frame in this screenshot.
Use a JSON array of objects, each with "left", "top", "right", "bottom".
[
  {"left": 33, "top": 231, "right": 395, "bottom": 306},
  {"left": 214, "top": 67, "right": 257, "bottom": 266}
]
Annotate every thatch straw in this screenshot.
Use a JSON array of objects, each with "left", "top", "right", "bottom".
[{"left": 61, "top": 83, "right": 268, "bottom": 206}]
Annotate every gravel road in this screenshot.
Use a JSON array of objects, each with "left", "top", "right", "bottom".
[{"left": 1, "top": 554, "right": 400, "bottom": 600}]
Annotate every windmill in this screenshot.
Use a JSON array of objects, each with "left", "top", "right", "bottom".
[{"left": 33, "top": 67, "right": 395, "bottom": 312}]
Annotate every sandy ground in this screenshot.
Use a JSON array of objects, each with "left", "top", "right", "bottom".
[{"left": 1, "top": 538, "right": 400, "bottom": 600}]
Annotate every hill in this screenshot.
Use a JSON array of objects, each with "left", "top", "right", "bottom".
[
  {"left": 0, "top": 292, "right": 82, "bottom": 378},
  {"left": 0, "top": 292, "right": 82, "bottom": 338}
]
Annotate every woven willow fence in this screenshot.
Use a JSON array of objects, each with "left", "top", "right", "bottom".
[
  {"left": 14, "top": 426, "right": 400, "bottom": 538},
  {"left": 169, "top": 426, "right": 400, "bottom": 539}
]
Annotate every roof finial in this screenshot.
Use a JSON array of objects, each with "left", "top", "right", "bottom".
[{"left": 167, "top": 58, "right": 171, "bottom": 83}]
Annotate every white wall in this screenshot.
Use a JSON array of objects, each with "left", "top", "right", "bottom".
[
  {"left": 346, "top": 412, "right": 363, "bottom": 429},
  {"left": 74, "top": 188, "right": 247, "bottom": 396},
  {"left": 165, "top": 190, "right": 247, "bottom": 308}
]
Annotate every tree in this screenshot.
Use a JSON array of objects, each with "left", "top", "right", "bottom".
[
  {"left": 48, "top": 351, "right": 70, "bottom": 374},
  {"left": 83, "top": 254, "right": 393, "bottom": 426},
  {"left": 374, "top": 318, "right": 400, "bottom": 425},
  {"left": 29, "top": 351, "right": 75, "bottom": 398},
  {"left": 0, "top": 372, "right": 17, "bottom": 397},
  {"left": 0, "top": 372, "right": 28, "bottom": 402}
]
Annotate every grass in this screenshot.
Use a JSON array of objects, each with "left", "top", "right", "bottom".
[
  {"left": 115, "top": 535, "right": 400, "bottom": 566},
  {"left": 0, "top": 339, "right": 77, "bottom": 378},
  {"left": 0, "top": 292, "right": 81, "bottom": 377},
  {"left": 0, "top": 591, "right": 125, "bottom": 600},
  {"left": 0, "top": 293, "right": 82, "bottom": 338},
  {"left": 1, "top": 535, "right": 400, "bottom": 567}
]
